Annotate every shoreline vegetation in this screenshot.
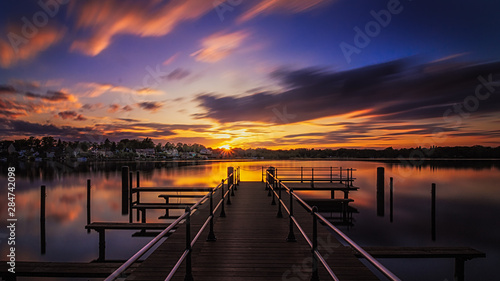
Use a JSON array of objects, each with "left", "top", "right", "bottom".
[{"left": 1, "top": 137, "right": 500, "bottom": 162}]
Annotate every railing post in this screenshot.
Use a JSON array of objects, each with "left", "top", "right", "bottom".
[
  {"left": 350, "top": 168, "right": 353, "bottom": 186},
  {"left": 184, "top": 207, "right": 193, "bottom": 281},
  {"left": 228, "top": 167, "right": 235, "bottom": 196},
  {"left": 301, "top": 166, "right": 303, "bottom": 183},
  {"left": 207, "top": 189, "right": 217, "bottom": 241},
  {"left": 311, "top": 206, "right": 319, "bottom": 281},
  {"left": 136, "top": 171, "right": 140, "bottom": 221},
  {"left": 311, "top": 168, "right": 314, "bottom": 188},
  {"left": 287, "top": 187, "right": 296, "bottom": 242},
  {"left": 432, "top": 183, "right": 436, "bottom": 241},
  {"left": 330, "top": 167, "right": 333, "bottom": 183},
  {"left": 340, "top": 166, "right": 343, "bottom": 183},
  {"left": 277, "top": 180, "right": 283, "bottom": 218},
  {"left": 261, "top": 166, "right": 264, "bottom": 182},
  {"left": 271, "top": 179, "right": 276, "bottom": 205},
  {"left": 220, "top": 180, "right": 226, "bottom": 217},
  {"left": 87, "top": 179, "right": 91, "bottom": 233}
]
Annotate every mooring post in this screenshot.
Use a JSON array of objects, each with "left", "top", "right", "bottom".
[
  {"left": 136, "top": 171, "right": 140, "bottom": 221},
  {"left": 207, "top": 189, "right": 217, "bottom": 241},
  {"left": 228, "top": 167, "right": 235, "bottom": 196},
  {"left": 220, "top": 179, "right": 226, "bottom": 217},
  {"left": 377, "top": 167, "right": 385, "bottom": 217},
  {"left": 129, "top": 171, "right": 133, "bottom": 223},
  {"left": 184, "top": 207, "right": 194, "bottom": 281},
  {"left": 277, "top": 180, "right": 283, "bottom": 218},
  {"left": 271, "top": 178, "right": 276, "bottom": 205},
  {"left": 432, "top": 183, "right": 436, "bottom": 241},
  {"left": 287, "top": 187, "right": 296, "bottom": 242},
  {"left": 311, "top": 206, "right": 319, "bottom": 281},
  {"left": 121, "top": 166, "right": 129, "bottom": 215},
  {"left": 261, "top": 166, "right": 264, "bottom": 182},
  {"left": 40, "top": 185, "right": 46, "bottom": 255},
  {"left": 390, "top": 177, "right": 394, "bottom": 223},
  {"left": 87, "top": 179, "right": 91, "bottom": 233}
]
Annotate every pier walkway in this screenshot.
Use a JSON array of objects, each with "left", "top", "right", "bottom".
[{"left": 126, "top": 181, "right": 379, "bottom": 281}]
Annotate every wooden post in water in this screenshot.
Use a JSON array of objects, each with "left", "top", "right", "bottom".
[
  {"left": 432, "top": 183, "right": 436, "bottom": 241},
  {"left": 390, "top": 177, "right": 393, "bottom": 223},
  {"left": 377, "top": 167, "right": 385, "bottom": 217},
  {"left": 340, "top": 167, "right": 343, "bottom": 183},
  {"left": 40, "top": 185, "right": 46, "bottom": 255},
  {"left": 122, "top": 166, "right": 129, "bottom": 215},
  {"left": 129, "top": 172, "right": 133, "bottom": 223},
  {"left": 87, "top": 179, "right": 91, "bottom": 233}
]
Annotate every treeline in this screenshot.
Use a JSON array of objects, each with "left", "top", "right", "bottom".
[
  {"left": 216, "top": 146, "right": 500, "bottom": 159},
  {"left": 1, "top": 136, "right": 500, "bottom": 159}
]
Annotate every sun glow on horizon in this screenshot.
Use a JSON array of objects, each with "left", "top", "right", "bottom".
[{"left": 219, "top": 144, "right": 232, "bottom": 150}]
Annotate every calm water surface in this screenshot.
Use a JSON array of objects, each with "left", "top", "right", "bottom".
[{"left": 1, "top": 160, "right": 499, "bottom": 280}]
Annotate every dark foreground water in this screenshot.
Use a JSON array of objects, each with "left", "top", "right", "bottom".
[{"left": 1, "top": 160, "right": 499, "bottom": 280}]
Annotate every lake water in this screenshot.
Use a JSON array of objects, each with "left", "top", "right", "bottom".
[{"left": 1, "top": 160, "right": 499, "bottom": 280}]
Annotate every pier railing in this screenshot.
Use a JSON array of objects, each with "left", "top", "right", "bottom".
[
  {"left": 262, "top": 166, "right": 356, "bottom": 187},
  {"left": 105, "top": 167, "right": 240, "bottom": 281},
  {"left": 265, "top": 169, "right": 401, "bottom": 281}
]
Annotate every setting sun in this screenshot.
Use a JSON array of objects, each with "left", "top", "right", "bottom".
[{"left": 219, "top": 144, "right": 231, "bottom": 150}]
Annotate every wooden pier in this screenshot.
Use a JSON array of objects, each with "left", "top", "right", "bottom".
[{"left": 0, "top": 166, "right": 486, "bottom": 281}]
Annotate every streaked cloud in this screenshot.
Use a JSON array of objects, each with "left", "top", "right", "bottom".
[
  {"left": 137, "top": 101, "right": 163, "bottom": 112},
  {"left": 163, "top": 68, "right": 191, "bottom": 81},
  {"left": 238, "top": 0, "right": 333, "bottom": 23},
  {"left": 57, "top": 111, "right": 87, "bottom": 121},
  {"left": 0, "top": 25, "right": 65, "bottom": 68},
  {"left": 191, "top": 30, "right": 250, "bottom": 63},
  {"left": 68, "top": 0, "right": 215, "bottom": 56},
  {"left": 25, "top": 90, "right": 77, "bottom": 102}
]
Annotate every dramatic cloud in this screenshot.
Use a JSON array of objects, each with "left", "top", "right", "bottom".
[
  {"left": 238, "top": 0, "right": 333, "bottom": 22},
  {"left": 0, "top": 85, "right": 16, "bottom": 94},
  {"left": 195, "top": 60, "right": 500, "bottom": 124},
  {"left": 57, "top": 111, "right": 87, "bottom": 121},
  {"left": 191, "top": 30, "right": 250, "bottom": 63},
  {"left": 108, "top": 104, "right": 120, "bottom": 113},
  {"left": 137, "top": 101, "right": 163, "bottom": 112},
  {"left": 163, "top": 68, "right": 191, "bottom": 81},
  {"left": 68, "top": 0, "right": 215, "bottom": 56},
  {"left": 25, "top": 90, "right": 76, "bottom": 102},
  {"left": 0, "top": 25, "right": 65, "bottom": 68}
]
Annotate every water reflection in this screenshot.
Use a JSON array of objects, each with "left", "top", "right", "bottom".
[{"left": 0, "top": 160, "right": 499, "bottom": 280}]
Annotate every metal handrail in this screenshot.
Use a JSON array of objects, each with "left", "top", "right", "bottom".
[
  {"left": 105, "top": 169, "right": 238, "bottom": 281},
  {"left": 266, "top": 170, "right": 400, "bottom": 281}
]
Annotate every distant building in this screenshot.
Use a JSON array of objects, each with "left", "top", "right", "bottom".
[
  {"left": 7, "top": 144, "right": 16, "bottom": 155},
  {"left": 136, "top": 148, "right": 156, "bottom": 157}
]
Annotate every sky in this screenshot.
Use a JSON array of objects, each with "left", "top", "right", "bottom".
[{"left": 1, "top": 0, "right": 500, "bottom": 149}]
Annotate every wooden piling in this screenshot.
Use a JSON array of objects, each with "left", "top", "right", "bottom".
[
  {"left": 40, "top": 185, "right": 46, "bottom": 255},
  {"left": 377, "top": 167, "right": 385, "bottom": 217},
  {"left": 390, "top": 177, "right": 393, "bottom": 223},
  {"left": 122, "top": 166, "right": 129, "bottom": 215},
  {"left": 432, "top": 183, "right": 436, "bottom": 241},
  {"left": 87, "top": 179, "right": 91, "bottom": 233}
]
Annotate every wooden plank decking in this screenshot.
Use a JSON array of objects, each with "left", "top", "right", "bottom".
[{"left": 126, "top": 181, "right": 380, "bottom": 281}]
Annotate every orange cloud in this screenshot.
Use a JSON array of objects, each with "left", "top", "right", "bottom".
[
  {"left": 0, "top": 25, "right": 65, "bottom": 68},
  {"left": 238, "top": 0, "right": 333, "bottom": 23},
  {"left": 191, "top": 30, "right": 250, "bottom": 63},
  {"left": 68, "top": 0, "right": 214, "bottom": 56}
]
